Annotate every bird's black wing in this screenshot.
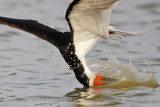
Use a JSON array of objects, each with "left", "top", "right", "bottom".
[{"left": 0, "top": 16, "right": 67, "bottom": 48}]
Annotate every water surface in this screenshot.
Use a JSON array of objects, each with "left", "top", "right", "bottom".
[{"left": 0, "top": 0, "right": 160, "bottom": 107}]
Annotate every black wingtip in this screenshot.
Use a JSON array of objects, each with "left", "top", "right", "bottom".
[{"left": 0, "top": 16, "right": 69, "bottom": 47}]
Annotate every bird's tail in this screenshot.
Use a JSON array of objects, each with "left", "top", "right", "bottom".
[{"left": 108, "top": 26, "right": 142, "bottom": 40}]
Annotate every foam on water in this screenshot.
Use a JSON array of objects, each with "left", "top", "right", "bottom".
[{"left": 88, "top": 49, "right": 159, "bottom": 89}]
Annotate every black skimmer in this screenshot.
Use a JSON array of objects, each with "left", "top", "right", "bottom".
[{"left": 0, "top": 0, "right": 140, "bottom": 87}]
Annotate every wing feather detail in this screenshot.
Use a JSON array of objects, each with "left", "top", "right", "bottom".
[
  {"left": 66, "top": 0, "right": 119, "bottom": 56},
  {"left": 68, "top": 0, "right": 118, "bottom": 41}
]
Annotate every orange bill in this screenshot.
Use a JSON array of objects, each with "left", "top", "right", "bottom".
[{"left": 93, "top": 74, "right": 104, "bottom": 86}]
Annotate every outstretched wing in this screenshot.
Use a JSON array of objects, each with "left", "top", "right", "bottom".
[
  {"left": 0, "top": 16, "right": 65, "bottom": 47},
  {"left": 66, "top": 0, "right": 118, "bottom": 39},
  {"left": 66, "top": 0, "right": 118, "bottom": 57}
]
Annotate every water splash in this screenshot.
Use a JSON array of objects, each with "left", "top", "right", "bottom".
[{"left": 88, "top": 49, "right": 159, "bottom": 89}]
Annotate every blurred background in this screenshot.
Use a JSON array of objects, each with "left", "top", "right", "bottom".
[{"left": 0, "top": 0, "right": 160, "bottom": 107}]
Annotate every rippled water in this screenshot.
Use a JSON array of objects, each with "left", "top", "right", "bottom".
[{"left": 0, "top": 0, "right": 160, "bottom": 107}]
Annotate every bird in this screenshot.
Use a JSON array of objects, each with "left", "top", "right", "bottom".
[{"left": 0, "top": 0, "right": 140, "bottom": 87}]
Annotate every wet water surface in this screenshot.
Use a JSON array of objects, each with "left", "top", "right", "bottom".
[{"left": 0, "top": 0, "right": 160, "bottom": 107}]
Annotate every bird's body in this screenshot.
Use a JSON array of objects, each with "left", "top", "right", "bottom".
[{"left": 0, "top": 0, "right": 140, "bottom": 87}]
